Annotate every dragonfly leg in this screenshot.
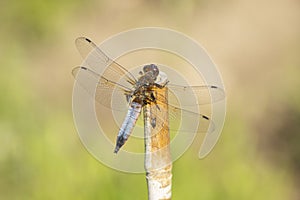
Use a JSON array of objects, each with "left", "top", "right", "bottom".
[
  {"left": 125, "top": 94, "right": 131, "bottom": 103},
  {"left": 151, "top": 91, "right": 161, "bottom": 111}
]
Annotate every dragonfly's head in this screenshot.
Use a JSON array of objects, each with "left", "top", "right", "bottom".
[{"left": 143, "top": 64, "right": 159, "bottom": 80}]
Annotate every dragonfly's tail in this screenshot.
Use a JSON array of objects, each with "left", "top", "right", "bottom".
[
  {"left": 114, "top": 135, "right": 127, "bottom": 153},
  {"left": 114, "top": 102, "right": 142, "bottom": 154}
]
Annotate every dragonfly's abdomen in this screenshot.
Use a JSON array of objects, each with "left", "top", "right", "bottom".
[{"left": 114, "top": 102, "right": 142, "bottom": 153}]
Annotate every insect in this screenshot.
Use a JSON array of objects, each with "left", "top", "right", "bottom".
[{"left": 72, "top": 37, "right": 225, "bottom": 153}]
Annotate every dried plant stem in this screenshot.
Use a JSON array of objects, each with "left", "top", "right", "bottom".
[{"left": 144, "top": 83, "right": 172, "bottom": 200}]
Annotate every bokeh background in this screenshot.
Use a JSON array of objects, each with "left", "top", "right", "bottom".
[{"left": 1, "top": 0, "right": 300, "bottom": 199}]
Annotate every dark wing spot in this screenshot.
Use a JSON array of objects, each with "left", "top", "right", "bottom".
[
  {"left": 81, "top": 66, "right": 87, "bottom": 70},
  {"left": 211, "top": 86, "right": 218, "bottom": 89},
  {"left": 85, "top": 38, "right": 92, "bottom": 43},
  {"left": 202, "top": 115, "right": 210, "bottom": 120}
]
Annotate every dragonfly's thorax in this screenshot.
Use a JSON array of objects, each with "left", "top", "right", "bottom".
[
  {"left": 130, "top": 64, "right": 161, "bottom": 106},
  {"left": 135, "top": 73, "right": 156, "bottom": 88},
  {"left": 132, "top": 83, "right": 156, "bottom": 106}
]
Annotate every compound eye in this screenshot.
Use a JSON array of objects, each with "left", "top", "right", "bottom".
[
  {"left": 143, "top": 65, "right": 151, "bottom": 73},
  {"left": 152, "top": 65, "right": 159, "bottom": 77},
  {"left": 143, "top": 64, "right": 159, "bottom": 77}
]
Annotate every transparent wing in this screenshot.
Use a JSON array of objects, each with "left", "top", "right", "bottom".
[
  {"left": 168, "top": 105, "right": 213, "bottom": 133},
  {"left": 167, "top": 84, "right": 225, "bottom": 106},
  {"left": 135, "top": 88, "right": 214, "bottom": 134},
  {"left": 75, "top": 37, "right": 137, "bottom": 89},
  {"left": 72, "top": 66, "right": 132, "bottom": 111},
  {"left": 154, "top": 94, "right": 213, "bottom": 134}
]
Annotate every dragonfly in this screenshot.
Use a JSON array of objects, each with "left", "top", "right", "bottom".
[{"left": 72, "top": 37, "right": 225, "bottom": 153}]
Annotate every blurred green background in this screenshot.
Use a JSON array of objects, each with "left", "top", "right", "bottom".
[{"left": 1, "top": 0, "right": 300, "bottom": 199}]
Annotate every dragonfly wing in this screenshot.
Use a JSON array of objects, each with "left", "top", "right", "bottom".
[
  {"left": 167, "top": 84, "right": 225, "bottom": 106},
  {"left": 168, "top": 104, "right": 214, "bottom": 133},
  {"left": 134, "top": 86, "right": 215, "bottom": 133},
  {"left": 147, "top": 90, "right": 214, "bottom": 134},
  {"left": 75, "top": 37, "right": 136, "bottom": 86},
  {"left": 74, "top": 37, "right": 140, "bottom": 111},
  {"left": 72, "top": 66, "right": 131, "bottom": 112}
]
